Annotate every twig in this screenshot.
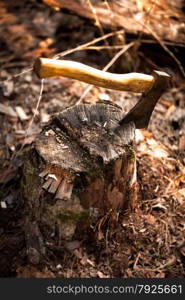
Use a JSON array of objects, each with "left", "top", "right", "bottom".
[
  {"left": 103, "top": 42, "right": 134, "bottom": 71},
  {"left": 128, "top": 2, "right": 185, "bottom": 77},
  {"left": 53, "top": 29, "right": 125, "bottom": 59},
  {"left": 86, "top": 0, "right": 111, "bottom": 55},
  {"left": 1, "top": 30, "right": 125, "bottom": 84},
  {"left": 128, "top": 38, "right": 185, "bottom": 47},
  {"left": 143, "top": 22, "right": 185, "bottom": 77},
  {"left": 85, "top": 45, "right": 125, "bottom": 50},
  {"left": 28, "top": 79, "right": 44, "bottom": 129},
  {"left": 10, "top": 79, "right": 44, "bottom": 161},
  {"left": 133, "top": 253, "right": 141, "bottom": 270},
  {"left": 0, "top": 67, "right": 33, "bottom": 84}
]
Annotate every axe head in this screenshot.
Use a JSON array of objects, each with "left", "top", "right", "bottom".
[{"left": 119, "top": 70, "right": 171, "bottom": 129}]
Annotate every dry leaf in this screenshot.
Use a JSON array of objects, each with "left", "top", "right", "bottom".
[
  {"left": 179, "top": 136, "right": 185, "bottom": 151},
  {"left": 0, "top": 103, "right": 17, "bottom": 117},
  {"left": 144, "top": 214, "right": 156, "bottom": 225},
  {"left": 86, "top": 259, "right": 95, "bottom": 267},
  {"left": 97, "top": 271, "right": 108, "bottom": 278},
  {"left": 15, "top": 106, "right": 29, "bottom": 121}
]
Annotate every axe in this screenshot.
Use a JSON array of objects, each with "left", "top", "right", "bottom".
[{"left": 34, "top": 57, "right": 170, "bottom": 129}]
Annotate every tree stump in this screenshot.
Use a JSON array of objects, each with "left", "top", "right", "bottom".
[{"left": 22, "top": 101, "right": 138, "bottom": 264}]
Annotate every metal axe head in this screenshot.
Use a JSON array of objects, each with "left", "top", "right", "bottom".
[{"left": 119, "top": 70, "right": 171, "bottom": 129}]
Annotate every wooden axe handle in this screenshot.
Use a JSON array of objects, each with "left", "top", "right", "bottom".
[{"left": 34, "top": 57, "right": 155, "bottom": 93}]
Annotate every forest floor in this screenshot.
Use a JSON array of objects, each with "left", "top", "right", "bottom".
[{"left": 0, "top": 0, "right": 185, "bottom": 277}]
